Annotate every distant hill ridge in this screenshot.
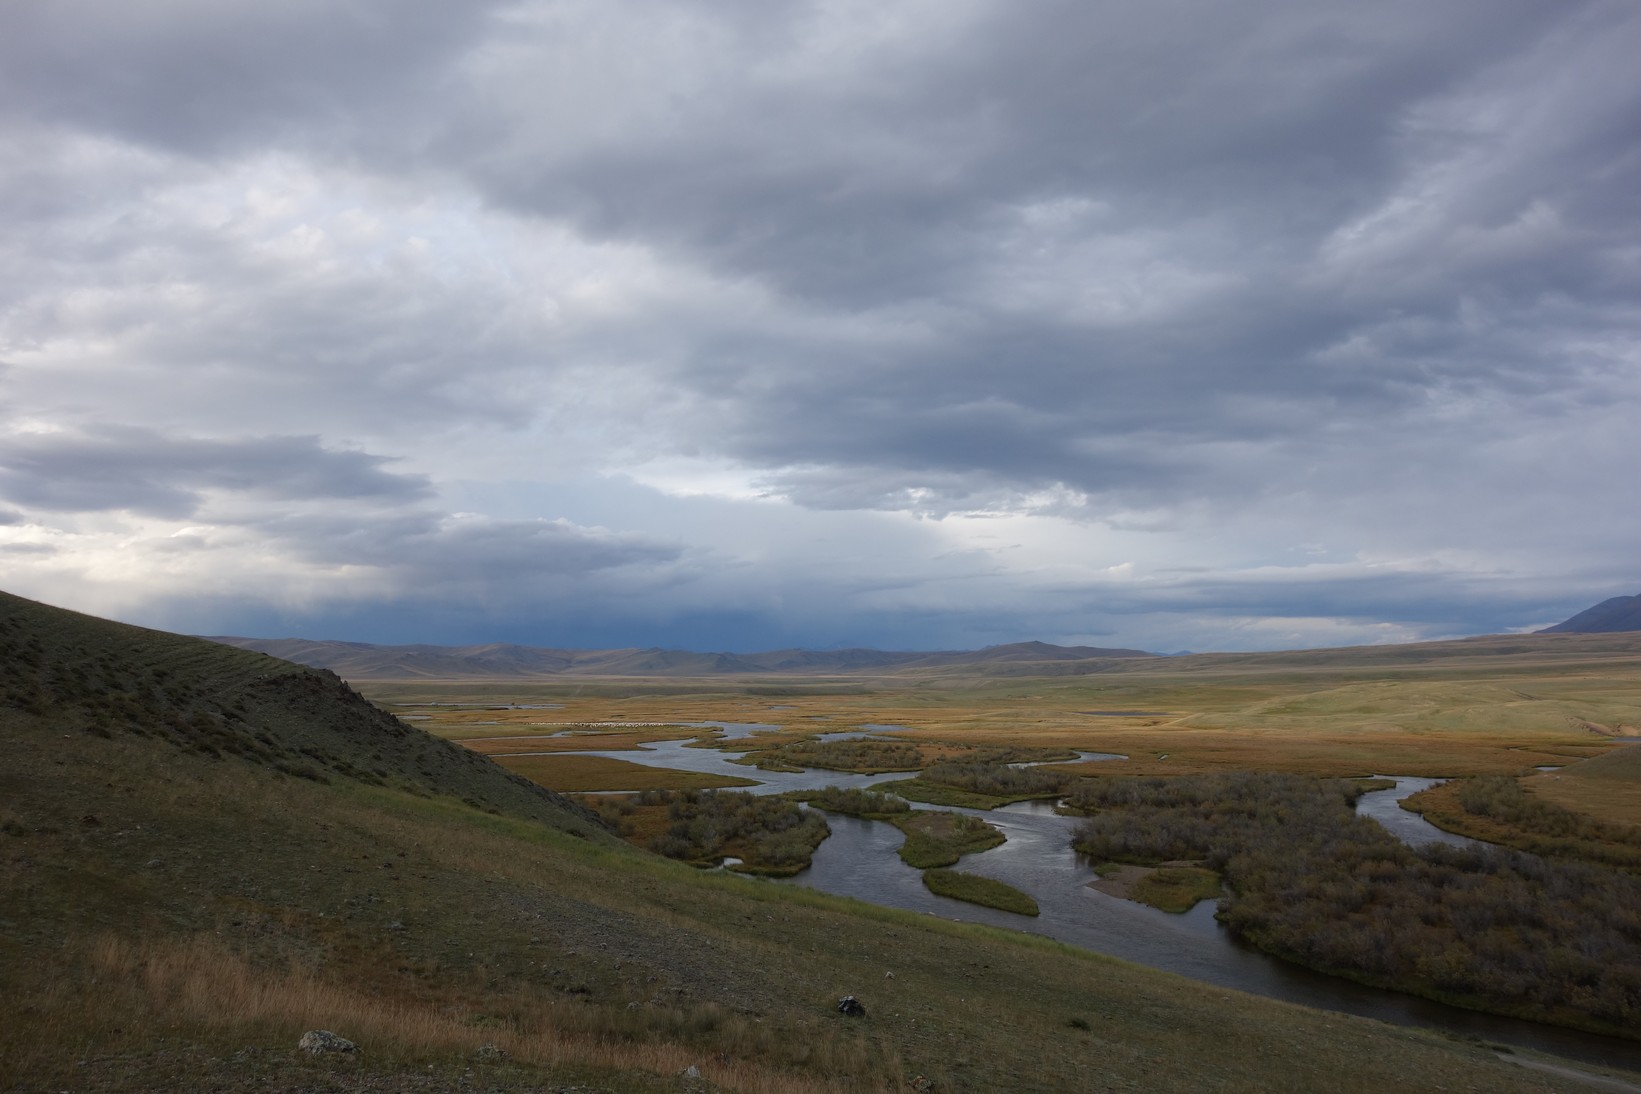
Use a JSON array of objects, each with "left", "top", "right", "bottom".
[
  {"left": 1540, "top": 594, "right": 1641, "bottom": 634},
  {"left": 205, "top": 635, "right": 1159, "bottom": 679}
]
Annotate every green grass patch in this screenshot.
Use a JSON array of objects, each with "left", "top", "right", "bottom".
[
  {"left": 892, "top": 811, "right": 1005, "bottom": 868},
  {"left": 922, "top": 869, "right": 1039, "bottom": 916},
  {"left": 1128, "top": 866, "right": 1222, "bottom": 914}
]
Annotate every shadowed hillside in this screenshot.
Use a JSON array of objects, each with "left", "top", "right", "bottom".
[
  {"left": 4, "top": 592, "right": 1633, "bottom": 1091},
  {"left": 1541, "top": 594, "right": 1641, "bottom": 634},
  {"left": 0, "top": 591, "right": 601, "bottom": 830}
]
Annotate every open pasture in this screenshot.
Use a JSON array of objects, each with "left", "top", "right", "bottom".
[{"left": 368, "top": 633, "right": 1641, "bottom": 799}]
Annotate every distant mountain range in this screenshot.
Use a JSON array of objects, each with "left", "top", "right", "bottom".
[
  {"left": 1539, "top": 594, "right": 1641, "bottom": 634},
  {"left": 203, "top": 636, "right": 1158, "bottom": 679}
]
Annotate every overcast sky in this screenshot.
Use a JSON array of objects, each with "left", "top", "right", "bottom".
[{"left": 3, "top": 1, "right": 1638, "bottom": 653}]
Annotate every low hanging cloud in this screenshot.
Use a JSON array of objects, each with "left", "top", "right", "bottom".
[{"left": 0, "top": 427, "right": 431, "bottom": 518}]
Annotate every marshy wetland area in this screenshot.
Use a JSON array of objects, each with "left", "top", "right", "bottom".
[
  {"left": 357, "top": 633, "right": 1641, "bottom": 1080},
  {"left": 8, "top": 591, "right": 1641, "bottom": 1093}
]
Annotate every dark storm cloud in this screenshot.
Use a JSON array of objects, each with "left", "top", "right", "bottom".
[
  {"left": 0, "top": 427, "right": 430, "bottom": 518},
  {"left": 411, "top": 0, "right": 1640, "bottom": 519},
  {"left": 464, "top": 1, "right": 1562, "bottom": 302},
  {"left": 252, "top": 509, "right": 681, "bottom": 583},
  {"left": 4, "top": 0, "right": 1639, "bottom": 649},
  {"left": 0, "top": 0, "right": 500, "bottom": 155}
]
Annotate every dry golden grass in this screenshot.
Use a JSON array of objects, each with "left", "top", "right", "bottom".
[
  {"left": 6, "top": 718, "right": 1626, "bottom": 1093},
  {"left": 5, "top": 934, "right": 865, "bottom": 1094},
  {"left": 14, "top": 590, "right": 1641, "bottom": 1091},
  {"left": 1525, "top": 761, "right": 1641, "bottom": 829},
  {"left": 1035, "top": 731, "right": 1609, "bottom": 777},
  {"left": 495, "top": 752, "right": 758, "bottom": 791},
  {"left": 461, "top": 729, "right": 704, "bottom": 754},
  {"left": 367, "top": 647, "right": 1641, "bottom": 783}
]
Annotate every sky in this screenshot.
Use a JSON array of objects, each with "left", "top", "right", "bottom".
[{"left": 2, "top": 1, "right": 1639, "bottom": 654}]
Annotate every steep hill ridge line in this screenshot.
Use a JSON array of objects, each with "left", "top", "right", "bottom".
[
  {"left": 1542, "top": 594, "right": 1641, "bottom": 634},
  {"left": 0, "top": 590, "right": 601, "bottom": 833}
]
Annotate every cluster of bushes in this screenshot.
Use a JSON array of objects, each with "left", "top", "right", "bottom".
[
  {"left": 793, "top": 785, "right": 1003, "bottom": 867},
  {"left": 796, "top": 787, "right": 910, "bottom": 817},
  {"left": 894, "top": 811, "right": 1004, "bottom": 868},
  {"left": 1067, "top": 773, "right": 1372, "bottom": 862},
  {"left": 1412, "top": 775, "right": 1641, "bottom": 872},
  {"left": 596, "top": 789, "right": 831, "bottom": 876},
  {"left": 916, "top": 761, "right": 1069, "bottom": 799},
  {"left": 1071, "top": 773, "right": 1641, "bottom": 1036},
  {"left": 748, "top": 738, "right": 923, "bottom": 773},
  {"left": 743, "top": 738, "right": 1076, "bottom": 776}
]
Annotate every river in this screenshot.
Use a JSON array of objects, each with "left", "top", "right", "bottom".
[{"left": 540, "top": 724, "right": 1641, "bottom": 1070}]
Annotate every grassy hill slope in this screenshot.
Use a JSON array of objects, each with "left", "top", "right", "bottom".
[
  {"left": 1, "top": 592, "right": 602, "bottom": 831},
  {"left": 2, "top": 592, "right": 1631, "bottom": 1091}
]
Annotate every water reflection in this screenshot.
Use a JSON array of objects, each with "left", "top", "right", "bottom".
[
  {"left": 1353, "top": 776, "right": 1477, "bottom": 849},
  {"left": 549, "top": 728, "right": 1641, "bottom": 1069}
]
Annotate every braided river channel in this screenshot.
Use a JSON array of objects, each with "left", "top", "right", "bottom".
[{"left": 546, "top": 723, "right": 1641, "bottom": 1070}]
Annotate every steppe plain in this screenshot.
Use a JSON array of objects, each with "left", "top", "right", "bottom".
[{"left": 6, "top": 591, "right": 1641, "bottom": 1092}]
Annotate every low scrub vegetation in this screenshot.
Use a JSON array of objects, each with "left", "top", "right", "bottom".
[
  {"left": 585, "top": 789, "right": 829, "bottom": 876},
  {"left": 740, "top": 739, "right": 1077, "bottom": 775},
  {"left": 742, "top": 738, "right": 923, "bottom": 772},
  {"left": 1404, "top": 775, "right": 1641, "bottom": 872},
  {"left": 893, "top": 811, "right": 1005, "bottom": 868},
  {"left": 922, "top": 869, "right": 1039, "bottom": 916},
  {"left": 794, "top": 788, "right": 1003, "bottom": 866},
  {"left": 1071, "top": 772, "right": 1641, "bottom": 1038},
  {"left": 793, "top": 786, "right": 911, "bottom": 818},
  {"left": 888, "top": 762, "right": 1073, "bottom": 809}
]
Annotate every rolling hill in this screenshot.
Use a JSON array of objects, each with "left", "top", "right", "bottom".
[
  {"left": 2, "top": 590, "right": 1628, "bottom": 1091},
  {"left": 205, "top": 635, "right": 1158, "bottom": 680},
  {"left": 1541, "top": 594, "right": 1641, "bottom": 634}
]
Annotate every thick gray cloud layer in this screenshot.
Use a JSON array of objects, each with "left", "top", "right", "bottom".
[{"left": 1, "top": 0, "right": 1637, "bottom": 650}]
